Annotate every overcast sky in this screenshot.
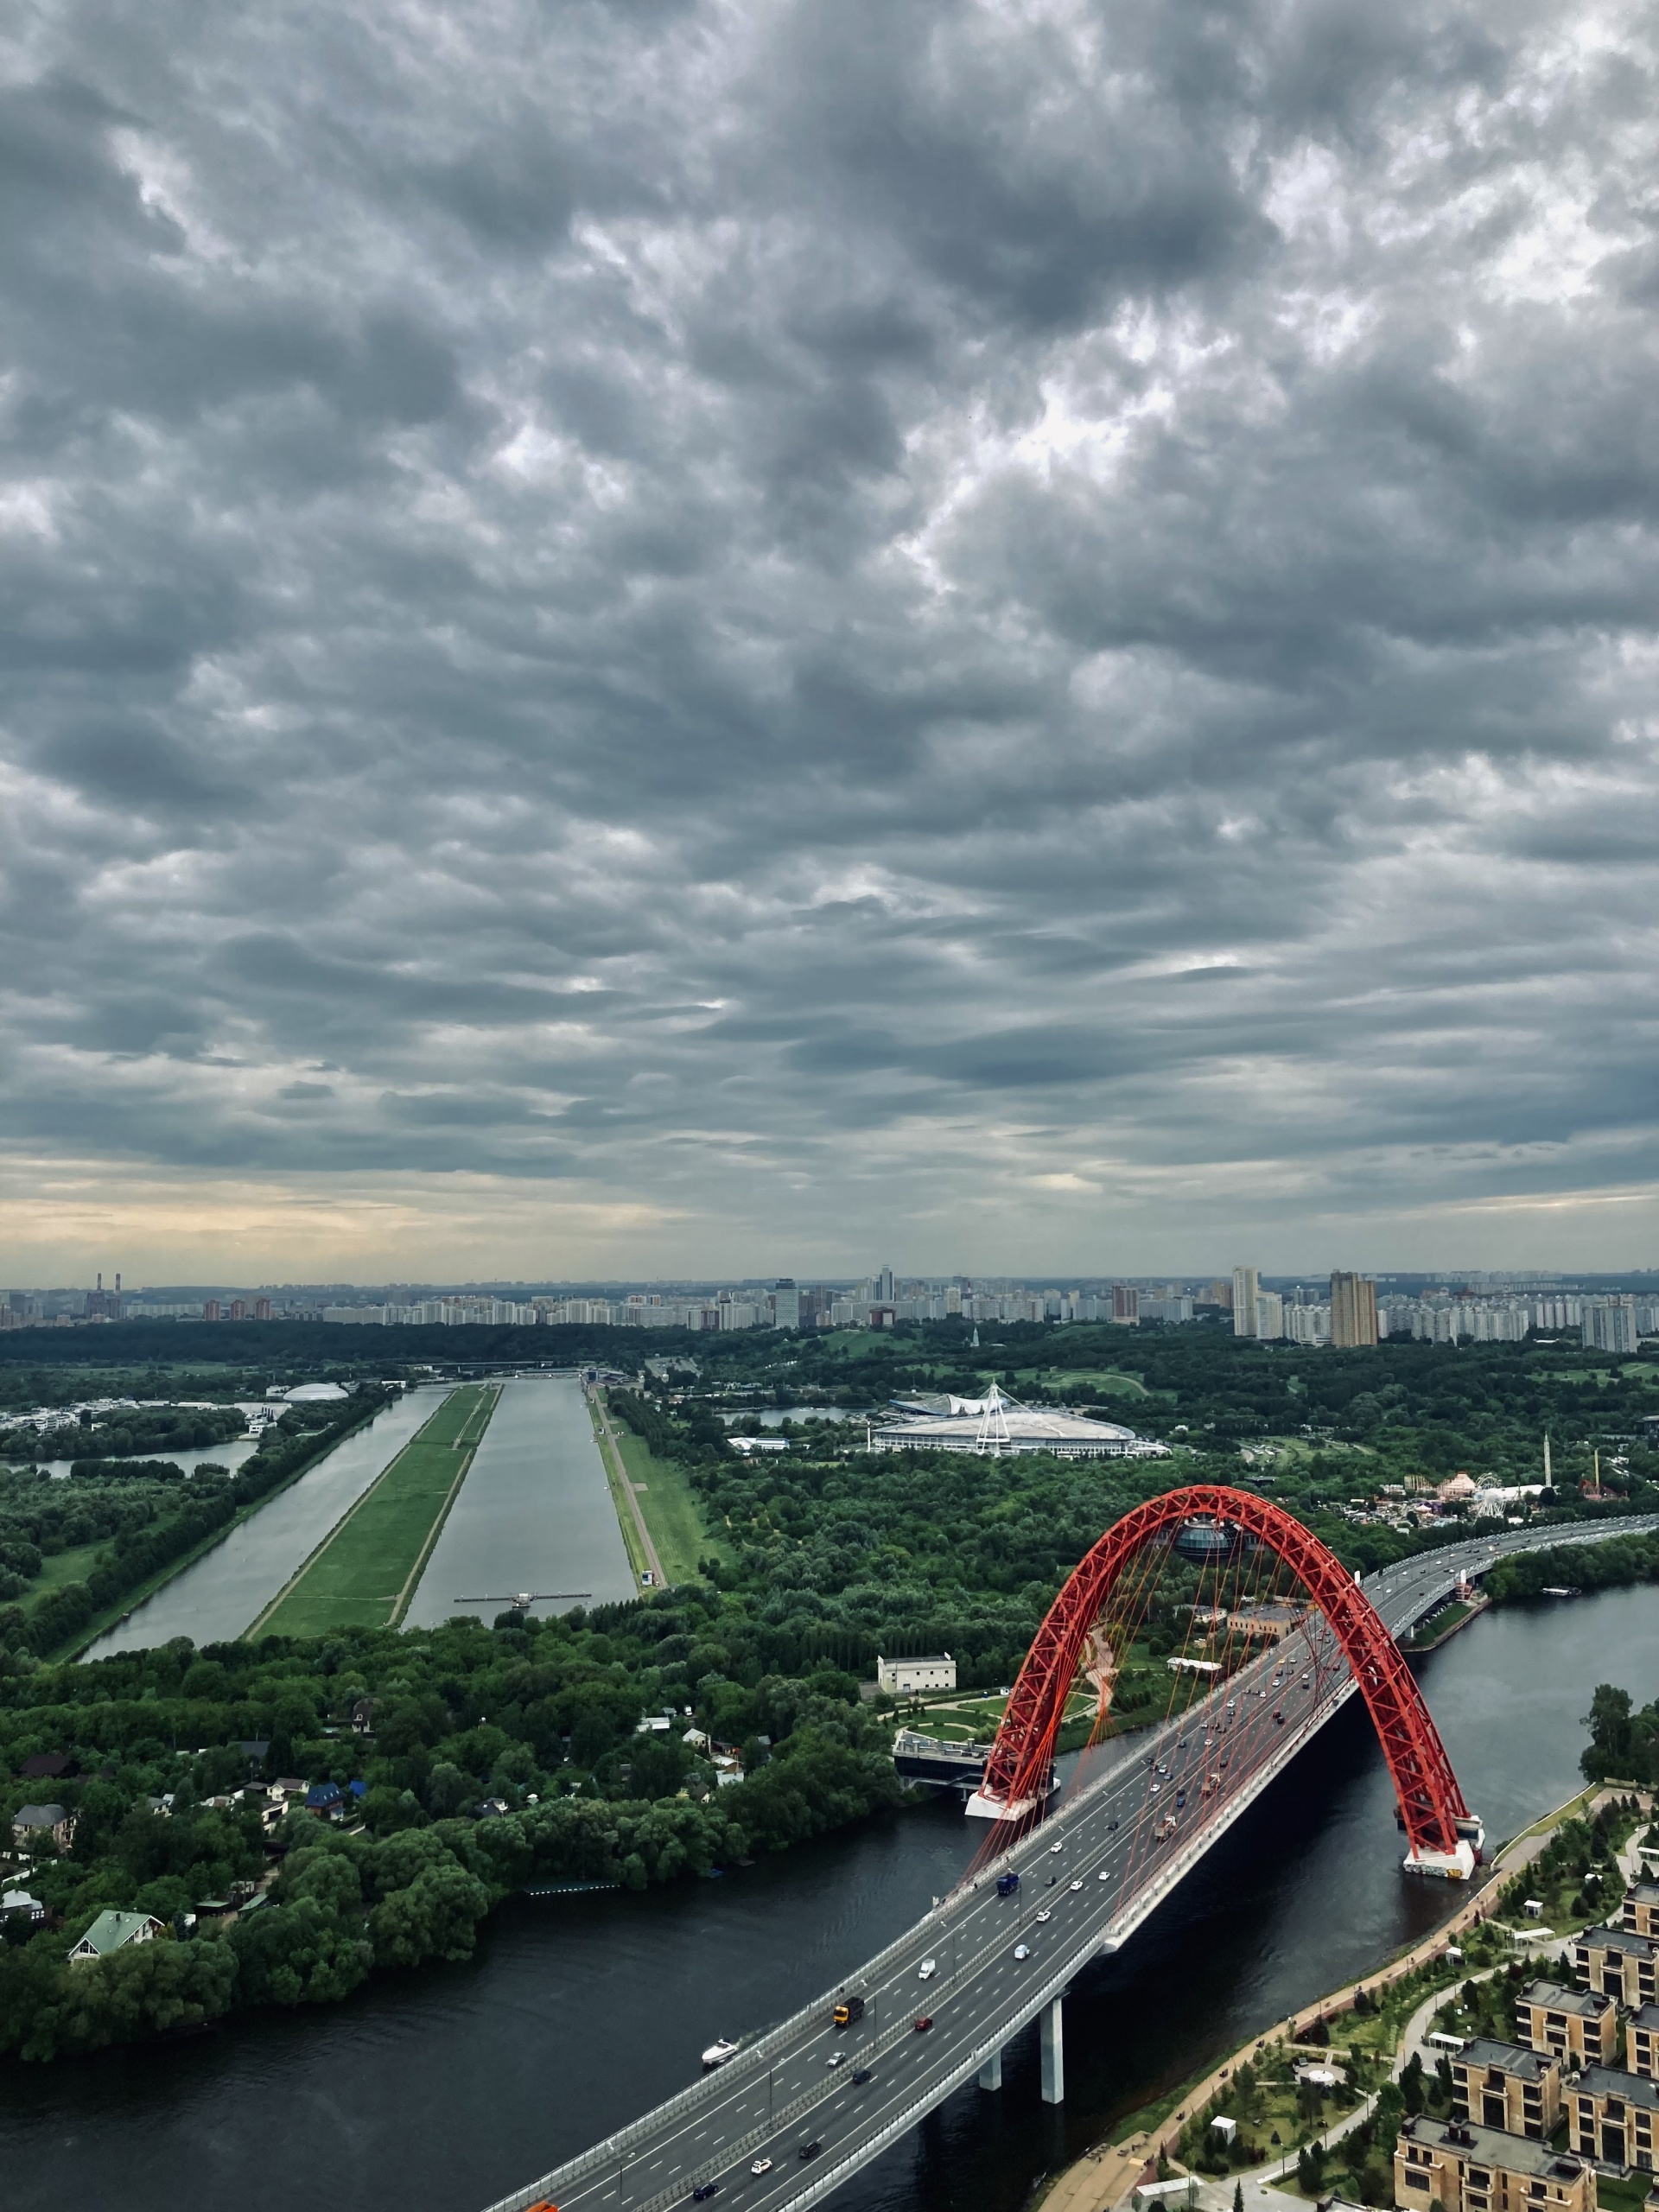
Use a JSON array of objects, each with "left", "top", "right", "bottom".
[{"left": 3, "top": 0, "right": 1657, "bottom": 1286}]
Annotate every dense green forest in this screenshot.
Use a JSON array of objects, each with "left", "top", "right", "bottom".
[{"left": 0, "top": 1600, "right": 901, "bottom": 2058}]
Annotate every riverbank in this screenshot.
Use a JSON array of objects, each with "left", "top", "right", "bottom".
[
  {"left": 1405, "top": 1595, "right": 1490, "bottom": 1652},
  {"left": 1043, "top": 1781, "right": 1649, "bottom": 2212}
]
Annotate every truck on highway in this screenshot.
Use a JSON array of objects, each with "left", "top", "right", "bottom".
[
  {"left": 833, "top": 1994, "right": 866, "bottom": 2029},
  {"left": 996, "top": 1870, "right": 1020, "bottom": 1897}
]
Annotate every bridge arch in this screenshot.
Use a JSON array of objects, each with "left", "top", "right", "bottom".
[{"left": 975, "top": 1484, "right": 1472, "bottom": 1866}]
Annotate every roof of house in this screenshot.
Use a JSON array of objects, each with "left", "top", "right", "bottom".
[
  {"left": 1629, "top": 2005, "right": 1659, "bottom": 2031},
  {"left": 1577, "top": 2067, "right": 1659, "bottom": 2112},
  {"left": 1630, "top": 1885, "right": 1659, "bottom": 1908},
  {"left": 1579, "top": 1925, "right": 1659, "bottom": 1958},
  {"left": 1455, "top": 2039, "right": 1554, "bottom": 2081},
  {"left": 304, "top": 1782, "right": 344, "bottom": 1806},
  {"left": 1522, "top": 1980, "right": 1617, "bottom": 2017},
  {"left": 1402, "top": 2114, "right": 1587, "bottom": 2182},
  {"left": 18, "top": 1752, "right": 78, "bottom": 1780},
  {"left": 70, "top": 1910, "right": 163, "bottom": 1957},
  {"left": 11, "top": 1802, "right": 69, "bottom": 1828}
]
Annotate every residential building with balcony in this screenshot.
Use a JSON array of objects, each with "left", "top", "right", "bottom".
[
  {"left": 1451, "top": 2040, "right": 1563, "bottom": 2139},
  {"left": 1395, "top": 2115, "right": 1593, "bottom": 2212},
  {"left": 1518, "top": 1981, "right": 1620, "bottom": 2069}
]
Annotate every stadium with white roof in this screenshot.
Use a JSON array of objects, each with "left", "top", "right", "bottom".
[{"left": 867, "top": 1384, "right": 1167, "bottom": 1459}]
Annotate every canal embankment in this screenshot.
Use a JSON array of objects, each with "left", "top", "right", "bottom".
[
  {"left": 73, "top": 1386, "right": 449, "bottom": 1660},
  {"left": 251, "top": 1384, "right": 499, "bottom": 1637}
]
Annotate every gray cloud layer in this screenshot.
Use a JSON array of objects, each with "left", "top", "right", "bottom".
[{"left": 3, "top": 0, "right": 1658, "bottom": 1273}]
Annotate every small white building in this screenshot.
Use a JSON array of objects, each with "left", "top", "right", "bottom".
[{"left": 877, "top": 1654, "right": 957, "bottom": 1696}]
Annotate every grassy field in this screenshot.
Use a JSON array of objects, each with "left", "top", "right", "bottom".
[
  {"left": 609, "top": 1423, "right": 722, "bottom": 1584},
  {"left": 252, "top": 1385, "right": 498, "bottom": 1637}
]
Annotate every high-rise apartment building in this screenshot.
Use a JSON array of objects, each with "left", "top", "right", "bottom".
[
  {"left": 1255, "top": 1291, "right": 1284, "bottom": 1340},
  {"left": 1584, "top": 1300, "right": 1638, "bottom": 1356},
  {"left": 1330, "top": 1271, "right": 1379, "bottom": 1348},
  {"left": 1232, "top": 1266, "right": 1260, "bottom": 1338},
  {"left": 772, "top": 1279, "right": 800, "bottom": 1331},
  {"left": 1112, "top": 1283, "right": 1139, "bottom": 1325},
  {"left": 876, "top": 1264, "right": 894, "bottom": 1303}
]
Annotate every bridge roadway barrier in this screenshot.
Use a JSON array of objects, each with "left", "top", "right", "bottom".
[{"left": 479, "top": 1513, "right": 1659, "bottom": 2212}]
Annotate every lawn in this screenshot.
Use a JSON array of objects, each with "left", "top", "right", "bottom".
[
  {"left": 252, "top": 1385, "right": 499, "bottom": 1637},
  {"left": 609, "top": 1423, "right": 722, "bottom": 1585}
]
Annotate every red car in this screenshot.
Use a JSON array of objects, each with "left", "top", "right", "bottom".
[{"left": 913, "top": 2016, "right": 933, "bottom": 2033}]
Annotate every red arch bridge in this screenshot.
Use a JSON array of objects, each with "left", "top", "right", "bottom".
[{"left": 482, "top": 1504, "right": 1659, "bottom": 2212}]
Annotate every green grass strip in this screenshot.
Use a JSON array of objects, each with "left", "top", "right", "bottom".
[
  {"left": 608, "top": 1424, "right": 722, "bottom": 1584},
  {"left": 250, "top": 1385, "right": 499, "bottom": 1638}
]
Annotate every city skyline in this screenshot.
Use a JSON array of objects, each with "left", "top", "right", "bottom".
[{"left": 4, "top": 1, "right": 1659, "bottom": 1284}]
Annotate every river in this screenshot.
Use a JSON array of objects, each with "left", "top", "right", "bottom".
[
  {"left": 404, "top": 1375, "right": 635, "bottom": 1626},
  {"left": 6, "top": 1586, "right": 1656, "bottom": 2212},
  {"left": 79, "top": 1386, "right": 450, "bottom": 1657}
]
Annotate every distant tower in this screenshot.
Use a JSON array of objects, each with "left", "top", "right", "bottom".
[
  {"left": 1232, "top": 1266, "right": 1260, "bottom": 1338},
  {"left": 1544, "top": 1433, "right": 1553, "bottom": 1487},
  {"left": 877, "top": 1263, "right": 895, "bottom": 1303},
  {"left": 970, "top": 1325, "right": 980, "bottom": 1348}
]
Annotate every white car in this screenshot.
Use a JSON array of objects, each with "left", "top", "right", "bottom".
[
  {"left": 752, "top": 2159, "right": 773, "bottom": 2177},
  {"left": 1069, "top": 1879, "right": 1083, "bottom": 1892},
  {"left": 826, "top": 2052, "right": 845, "bottom": 2068},
  {"left": 918, "top": 1959, "right": 938, "bottom": 1980},
  {"left": 1014, "top": 1943, "right": 1031, "bottom": 1961},
  {"left": 1049, "top": 1840, "right": 1064, "bottom": 1853},
  {"left": 1097, "top": 1867, "right": 1110, "bottom": 1881},
  {"left": 1036, "top": 1908, "right": 1052, "bottom": 1923}
]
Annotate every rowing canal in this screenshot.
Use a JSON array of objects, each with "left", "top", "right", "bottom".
[{"left": 7, "top": 1586, "right": 1658, "bottom": 2212}]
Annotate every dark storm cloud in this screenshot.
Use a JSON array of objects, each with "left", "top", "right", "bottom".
[{"left": 2, "top": 0, "right": 1658, "bottom": 1267}]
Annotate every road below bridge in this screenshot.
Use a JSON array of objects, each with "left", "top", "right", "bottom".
[{"left": 483, "top": 1515, "right": 1659, "bottom": 2212}]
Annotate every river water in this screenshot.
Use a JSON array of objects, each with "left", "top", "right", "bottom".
[
  {"left": 79, "top": 1386, "right": 450, "bottom": 1658},
  {"left": 404, "top": 1375, "right": 635, "bottom": 1626},
  {"left": 7, "top": 1588, "right": 1656, "bottom": 2212}
]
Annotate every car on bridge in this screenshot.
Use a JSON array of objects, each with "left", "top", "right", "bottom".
[
  {"left": 1036, "top": 1908, "right": 1052, "bottom": 1922},
  {"left": 751, "top": 2158, "right": 772, "bottom": 2177},
  {"left": 798, "top": 2142, "right": 823, "bottom": 2162},
  {"left": 913, "top": 2015, "right": 933, "bottom": 2032},
  {"left": 692, "top": 2185, "right": 721, "bottom": 2202},
  {"left": 1014, "top": 1943, "right": 1031, "bottom": 1960},
  {"left": 852, "top": 2069, "right": 873, "bottom": 2085},
  {"left": 918, "top": 1959, "right": 938, "bottom": 1980}
]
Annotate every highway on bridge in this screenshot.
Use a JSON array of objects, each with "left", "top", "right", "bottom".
[{"left": 483, "top": 1513, "right": 1659, "bottom": 2212}]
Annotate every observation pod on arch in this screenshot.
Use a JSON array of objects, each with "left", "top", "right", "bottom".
[{"left": 964, "top": 1484, "right": 1482, "bottom": 1880}]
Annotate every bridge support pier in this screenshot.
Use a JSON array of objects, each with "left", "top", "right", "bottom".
[
  {"left": 1039, "top": 1994, "right": 1065, "bottom": 2104},
  {"left": 977, "top": 2047, "right": 1003, "bottom": 2091}
]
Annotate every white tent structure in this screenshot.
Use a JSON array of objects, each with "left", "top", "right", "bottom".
[{"left": 867, "top": 1384, "right": 1167, "bottom": 1460}]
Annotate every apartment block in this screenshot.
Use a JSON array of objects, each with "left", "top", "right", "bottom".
[
  {"left": 1571, "top": 2066, "right": 1659, "bottom": 2171},
  {"left": 1517, "top": 1981, "right": 1620, "bottom": 2069},
  {"left": 1395, "top": 2115, "right": 1593, "bottom": 2212},
  {"left": 1629, "top": 2007, "right": 1659, "bottom": 2082},
  {"left": 1576, "top": 1928, "right": 1659, "bottom": 2008},
  {"left": 1451, "top": 2040, "right": 1562, "bottom": 2139}
]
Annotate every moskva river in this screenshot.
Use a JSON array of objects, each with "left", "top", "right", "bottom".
[{"left": 5, "top": 1587, "right": 1656, "bottom": 2212}]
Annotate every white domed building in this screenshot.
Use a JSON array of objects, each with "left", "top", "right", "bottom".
[{"left": 867, "top": 1384, "right": 1166, "bottom": 1460}]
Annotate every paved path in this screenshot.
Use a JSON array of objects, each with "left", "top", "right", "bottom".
[{"left": 591, "top": 1390, "right": 665, "bottom": 1588}]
